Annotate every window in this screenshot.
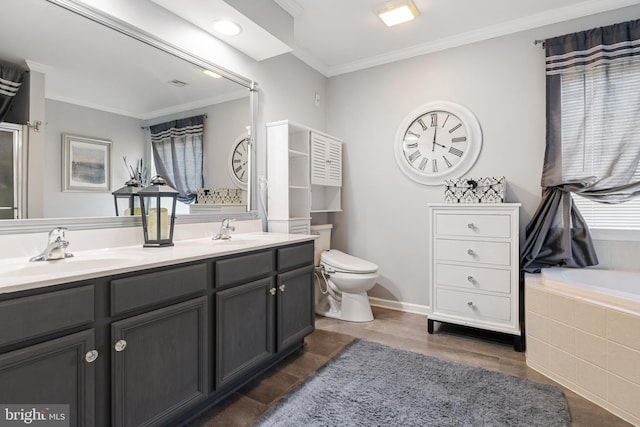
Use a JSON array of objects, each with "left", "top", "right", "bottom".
[{"left": 561, "top": 59, "right": 640, "bottom": 230}]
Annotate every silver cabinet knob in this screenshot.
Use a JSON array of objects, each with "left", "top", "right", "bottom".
[
  {"left": 467, "top": 223, "right": 475, "bottom": 229},
  {"left": 467, "top": 249, "right": 475, "bottom": 256},
  {"left": 279, "top": 284, "right": 286, "bottom": 292},
  {"left": 467, "top": 301, "right": 477, "bottom": 310},
  {"left": 467, "top": 275, "right": 475, "bottom": 283},
  {"left": 85, "top": 350, "right": 99, "bottom": 363},
  {"left": 269, "top": 287, "right": 277, "bottom": 296},
  {"left": 114, "top": 339, "right": 127, "bottom": 352}
]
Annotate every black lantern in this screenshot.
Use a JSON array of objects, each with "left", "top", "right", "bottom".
[
  {"left": 138, "top": 176, "right": 179, "bottom": 247},
  {"left": 112, "top": 178, "right": 141, "bottom": 216}
]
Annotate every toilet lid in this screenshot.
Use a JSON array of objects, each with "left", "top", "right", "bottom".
[{"left": 320, "top": 249, "right": 378, "bottom": 273}]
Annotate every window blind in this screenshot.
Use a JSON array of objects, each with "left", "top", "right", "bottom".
[{"left": 561, "top": 60, "right": 640, "bottom": 229}]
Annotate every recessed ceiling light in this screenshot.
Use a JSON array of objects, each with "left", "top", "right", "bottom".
[
  {"left": 377, "top": 1, "right": 419, "bottom": 27},
  {"left": 203, "top": 69, "right": 222, "bottom": 79},
  {"left": 211, "top": 19, "right": 242, "bottom": 36}
]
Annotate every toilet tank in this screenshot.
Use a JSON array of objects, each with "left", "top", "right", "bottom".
[{"left": 310, "top": 224, "right": 333, "bottom": 266}]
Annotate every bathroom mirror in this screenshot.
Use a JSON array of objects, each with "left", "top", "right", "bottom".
[{"left": 0, "top": 0, "right": 258, "bottom": 233}]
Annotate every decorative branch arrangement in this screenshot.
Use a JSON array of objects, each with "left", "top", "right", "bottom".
[{"left": 122, "top": 156, "right": 150, "bottom": 187}]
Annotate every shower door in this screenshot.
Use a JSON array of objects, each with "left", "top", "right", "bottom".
[{"left": 0, "top": 123, "right": 24, "bottom": 219}]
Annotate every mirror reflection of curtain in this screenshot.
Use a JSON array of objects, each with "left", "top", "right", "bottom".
[
  {"left": 150, "top": 115, "right": 205, "bottom": 203},
  {"left": 0, "top": 61, "right": 26, "bottom": 123},
  {"left": 521, "top": 19, "right": 640, "bottom": 273}
]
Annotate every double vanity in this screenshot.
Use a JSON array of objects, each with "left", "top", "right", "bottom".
[{"left": 0, "top": 229, "right": 316, "bottom": 426}]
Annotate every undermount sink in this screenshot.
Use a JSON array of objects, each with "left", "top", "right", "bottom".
[{"left": 1, "top": 256, "right": 141, "bottom": 279}]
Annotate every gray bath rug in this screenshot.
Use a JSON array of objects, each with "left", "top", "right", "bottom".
[{"left": 255, "top": 339, "right": 570, "bottom": 427}]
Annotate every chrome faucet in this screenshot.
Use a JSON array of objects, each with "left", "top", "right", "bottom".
[
  {"left": 30, "top": 227, "right": 74, "bottom": 262},
  {"left": 213, "top": 218, "right": 235, "bottom": 240}
]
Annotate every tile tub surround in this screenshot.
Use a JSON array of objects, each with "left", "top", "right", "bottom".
[{"left": 525, "top": 273, "right": 640, "bottom": 426}]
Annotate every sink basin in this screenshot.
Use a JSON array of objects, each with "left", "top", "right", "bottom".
[{"left": 1, "top": 257, "right": 139, "bottom": 279}]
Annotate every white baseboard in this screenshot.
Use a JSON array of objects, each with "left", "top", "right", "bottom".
[{"left": 368, "top": 297, "right": 430, "bottom": 316}]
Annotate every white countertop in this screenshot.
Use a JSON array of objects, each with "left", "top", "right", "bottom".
[{"left": 0, "top": 232, "right": 316, "bottom": 295}]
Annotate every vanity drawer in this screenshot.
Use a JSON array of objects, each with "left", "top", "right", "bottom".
[
  {"left": 435, "top": 239, "right": 511, "bottom": 266},
  {"left": 111, "top": 264, "right": 207, "bottom": 316},
  {"left": 435, "top": 263, "right": 511, "bottom": 294},
  {"left": 435, "top": 288, "right": 511, "bottom": 322},
  {"left": 215, "top": 250, "right": 274, "bottom": 287},
  {"left": 435, "top": 213, "right": 511, "bottom": 238},
  {"left": 0, "top": 286, "right": 94, "bottom": 347},
  {"left": 277, "top": 242, "right": 314, "bottom": 271}
]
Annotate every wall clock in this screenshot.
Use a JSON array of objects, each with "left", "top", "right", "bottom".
[
  {"left": 393, "top": 101, "right": 482, "bottom": 186},
  {"left": 229, "top": 132, "right": 249, "bottom": 189}
]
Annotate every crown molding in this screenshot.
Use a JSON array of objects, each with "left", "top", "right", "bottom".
[{"left": 326, "top": 0, "right": 640, "bottom": 77}]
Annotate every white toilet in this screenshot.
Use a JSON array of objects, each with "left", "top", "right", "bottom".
[{"left": 311, "top": 224, "right": 378, "bottom": 322}]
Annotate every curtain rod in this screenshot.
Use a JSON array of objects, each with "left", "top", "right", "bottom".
[{"left": 140, "top": 113, "right": 208, "bottom": 130}]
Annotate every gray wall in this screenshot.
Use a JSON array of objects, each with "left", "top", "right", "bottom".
[
  {"left": 43, "top": 99, "right": 146, "bottom": 218},
  {"left": 325, "top": 5, "right": 640, "bottom": 308}
]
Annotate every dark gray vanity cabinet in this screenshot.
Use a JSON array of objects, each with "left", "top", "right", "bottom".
[
  {"left": 0, "top": 239, "right": 315, "bottom": 427},
  {"left": 0, "top": 329, "right": 96, "bottom": 427},
  {"left": 215, "top": 277, "right": 275, "bottom": 388},
  {"left": 109, "top": 263, "right": 209, "bottom": 427},
  {"left": 275, "top": 243, "right": 315, "bottom": 351},
  {"left": 111, "top": 297, "right": 208, "bottom": 427},
  {"left": 276, "top": 265, "right": 314, "bottom": 351},
  {"left": 0, "top": 285, "right": 97, "bottom": 427}
]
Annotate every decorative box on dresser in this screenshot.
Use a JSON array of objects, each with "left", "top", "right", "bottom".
[{"left": 427, "top": 203, "right": 522, "bottom": 351}]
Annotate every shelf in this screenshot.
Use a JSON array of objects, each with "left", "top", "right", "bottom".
[
  {"left": 289, "top": 185, "right": 309, "bottom": 190},
  {"left": 310, "top": 209, "right": 343, "bottom": 213},
  {"left": 288, "top": 149, "right": 308, "bottom": 158}
]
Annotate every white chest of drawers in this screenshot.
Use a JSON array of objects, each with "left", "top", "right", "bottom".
[{"left": 427, "top": 203, "right": 522, "bottom": 350}]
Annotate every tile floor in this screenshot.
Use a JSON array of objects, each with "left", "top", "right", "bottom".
[{"left": 190, "top": 307, "right": 631, "bottom": 427}]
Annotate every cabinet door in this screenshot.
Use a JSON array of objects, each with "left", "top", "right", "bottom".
[
  {"left": 111, "top": 297, "right": 208, "bottom": 427},
  {"left": 277, "top": 265, "right": 314, "bottom": 351},
  {"left": 216, "top": 277, "right": 274, "bottom": 389},
  {"left": 311, "top": 133, "right": 342, "bottom": 187},
  {"left": 0, "top": 329, "right": 96, "bottom": 427}
]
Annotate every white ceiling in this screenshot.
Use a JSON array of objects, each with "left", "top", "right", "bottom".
[{"left": 164, "top": 0, "right": 640, "bottom": 77}]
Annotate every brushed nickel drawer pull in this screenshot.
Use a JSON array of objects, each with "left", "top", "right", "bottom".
[
  {"left": 85, "top": 350, "right": 99, "bottom": 363},
  {"left": 114, "top": 339, "right": 127, "bottom": 352}
]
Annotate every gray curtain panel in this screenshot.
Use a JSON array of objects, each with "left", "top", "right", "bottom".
[
  {"left": 150, "top": 115, "right": 205, "bottom": 204},
  {"left": 521, "top": 19, "right": 640, "bottom": 273},
  {"left": 0, "top": 61, "right": 26, "bottom": 123}
]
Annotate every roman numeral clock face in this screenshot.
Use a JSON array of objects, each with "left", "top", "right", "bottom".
[
  {"left": 394, "top": 102, "right": 482, "bottom": 185},
  {"left": 229, "top": 134, "right": 250, "bottom": 189}
]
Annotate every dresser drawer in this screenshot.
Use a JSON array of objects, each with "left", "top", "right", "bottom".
[
  {"left": 215, "top": 250, "right": 274, "bottom": 287},
  {"left": 435, "top": 239, "right": 511, "bottom": 266},
  {"left": 0, "top": 286, "right": 94, "bottom": 347},
  {"left": 111, "top": 264, "right": 207, "bottom": 316},
  {"left": 435, "top": 213, "right": 511, "bottom": 238},
  {"left": 435, "top": 263, "right": 511, "bottom": 294},
  {"left": 435, "top": 288, "right": 511, "bottom": 322}
]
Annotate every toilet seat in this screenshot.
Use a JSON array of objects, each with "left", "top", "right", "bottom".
[{"left": 320, "top": 249, "right": 378, "bottom": 274}]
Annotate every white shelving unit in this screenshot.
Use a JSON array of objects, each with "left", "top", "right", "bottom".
[
  {"left": 267, "top": 121, "right": 343, "bottom": 234},
  {"left": 310, "top": 132, "right": 342, "bottom": 213}
]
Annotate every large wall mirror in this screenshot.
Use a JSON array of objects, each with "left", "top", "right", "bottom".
[{"left": 0, "top": 0, "right": 258, "bottom": 233}]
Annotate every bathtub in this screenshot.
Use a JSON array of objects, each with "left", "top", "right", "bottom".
[
  {"left": 540, "top": 268, "right": 640, "bottom": 313},
  {"left": 525, "top": 268, "right": 640, "bottom": 426}
]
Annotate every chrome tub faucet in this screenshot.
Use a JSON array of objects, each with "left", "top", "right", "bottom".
[
  {"left": 213, "top": 218, "right": 235, "bottom": 240},
  {"left": 30, "top": 227, "right": 74, "bottom": 262}
]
